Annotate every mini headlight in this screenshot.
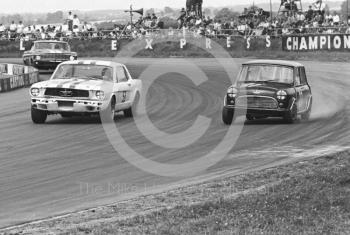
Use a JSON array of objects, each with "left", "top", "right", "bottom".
[
  {"left": 96, "top": 91, "right": 105, "bottom": 100},
  {"left": 70, "top": 55, "right": 75, "bottom": 61},
  {"left": 35, "top": 55, "right": 41, "bottom": 60},
  {"left": 277, "top": 90, "right": 287, "bottom": 100},
  {"left": 31, "top": 88, "right": 40, "bottom": 97}
]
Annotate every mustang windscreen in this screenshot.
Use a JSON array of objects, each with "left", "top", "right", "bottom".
[
  {"left": 238, "top": 65, "right": 294, "bottom": 84},
  {"left": 52, "top": 64, "right": 113, "bottom": 81}
]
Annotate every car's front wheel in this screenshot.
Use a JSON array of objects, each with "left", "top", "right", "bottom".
[
  {"left": 301, "top": 98, "right": 312, "bottom": 121},
  {"left": 100, "top": 97, "right": 116, "bottom": 123},
  {"left": 284, "top": 102, "right": 298, "bottom": 124},
  {"left": 31, "top": 107, "right": 47, "bottom": 124},
  {"left": 124, "top": 93, "right": 140, "bottom": 118},
  {"left": 222, "top": 107, "right": 234, "bottom": 125}
]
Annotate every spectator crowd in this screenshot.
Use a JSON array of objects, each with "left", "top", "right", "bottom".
[
  {"left": 0, "top": 12, "right": 100, "bottom": 41},
  {"left": 176, "top": 0, "right": 350, "bottom": 38},
  {"left": 0, "top": 2, "right": 350, "bottom": 42},
  {"left": 0, "top": 10, "right": 166, "bottom": 41}
]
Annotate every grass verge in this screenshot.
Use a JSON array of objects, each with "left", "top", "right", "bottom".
[{"left": 2, "top": 151, "right": 350, "bottom": 235}]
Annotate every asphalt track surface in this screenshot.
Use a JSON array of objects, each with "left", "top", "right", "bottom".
[{"left": 0, "top": 58, "right": 349, "bottom": 228}]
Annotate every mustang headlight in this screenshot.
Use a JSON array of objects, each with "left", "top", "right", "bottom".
[
  {"left": 227, "top": 87, "right": 237, "bottom": 98},
  {"left": 277, "top": 90, "right": 287, "bottom": 100},
  {"left": 35, "top": 55, "right": 41, "bottom": 60},
  {"left": 31, "top": 88, "right": 40, "bottom": 97},
  {"left": 95, "top": 91, "right": 105, "bottom": 100}
]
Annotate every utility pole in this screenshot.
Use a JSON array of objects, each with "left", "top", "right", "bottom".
[
  {"left": 129, "top": 5, "right": 133, "bottom": 24},
  {"left": 347, "top": 0, "right": 349, "bottom": 25},
  {"left": 270, "top": 0, "right": 273, "bottom": 24}
]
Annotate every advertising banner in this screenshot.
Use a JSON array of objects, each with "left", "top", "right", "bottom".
[
  {"left": 0, "top": 64, "right": 39, "bottom": 92},
  {"left": 282, "top": 34, "right": 350, "bottom": 51}
]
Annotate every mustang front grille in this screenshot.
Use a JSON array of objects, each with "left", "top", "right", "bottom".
[
  {"left": 236, "top": 96, "right": 278, "bottom": 109},
  {"left": 39, "top": 54, "right": 71, "bottom": 61},
  {"left": 44, "top": 88, "right": 89, "bottom": 98}
]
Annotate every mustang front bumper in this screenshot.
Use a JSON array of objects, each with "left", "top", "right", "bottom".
[{"left": 31, "top": 98, "right": 107, "bottom": 113}]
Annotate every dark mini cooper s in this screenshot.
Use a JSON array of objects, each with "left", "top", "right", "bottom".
[
  {"left": 222, "top": 60, "right": 312, "bottom": 124},
  {"left": 23, "top": 40, "right": 77, "bottom": 70}
]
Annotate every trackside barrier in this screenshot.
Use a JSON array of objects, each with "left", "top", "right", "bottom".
[
  {"left": 1, "top": 34, "right": 350, "bottom": 58},
  {"left": 0, "top": 64, "right": 39, "bottom": 93}
]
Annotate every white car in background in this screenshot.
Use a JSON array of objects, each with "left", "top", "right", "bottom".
[{"left": 29, "top": 60, "right": 142, "bottom": 123}]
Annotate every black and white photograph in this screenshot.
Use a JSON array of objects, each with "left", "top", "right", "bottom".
[{"left": 0, "top": 0, "right": 349, "bottom": 234}]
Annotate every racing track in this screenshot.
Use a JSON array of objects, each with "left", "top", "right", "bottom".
[{"left": 0, "top": 58, "right": 349, "bottom": 228}]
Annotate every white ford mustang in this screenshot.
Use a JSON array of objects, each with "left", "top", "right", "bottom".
[{"left": 30, "top": 60, "right": 142, "bottom": 123}]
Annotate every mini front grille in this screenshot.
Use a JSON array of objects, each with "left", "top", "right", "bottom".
[
  {"left": 44, "top": 88, "right": 89, "bottom": 98},
  {"left": 236, "top": 96, "right": 278, "bottom": 109}
]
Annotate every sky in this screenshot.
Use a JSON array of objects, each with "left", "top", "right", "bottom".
[{"left": 0, "top": 0, "right": 344, "bottom": 13}]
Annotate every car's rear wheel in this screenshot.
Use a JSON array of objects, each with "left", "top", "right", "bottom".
[
  {"left": 222, "top": 107, "right": 234, "bottom": 125},
  {"left": 124, "top": 93, "right": 140, "bottom": 118},
  {"left": 284, "top": 102, "right": 298, "bottom": 124},
  {"left": 301, "top": 98, "right": 312, "bottom": 121},
  {"left": 31, "top": 107, "right": 47, "bottom": 124}
]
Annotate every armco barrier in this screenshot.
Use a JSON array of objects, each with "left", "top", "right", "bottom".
[{"left": 0, "top": 64, "right": 39, "bottom": 92}]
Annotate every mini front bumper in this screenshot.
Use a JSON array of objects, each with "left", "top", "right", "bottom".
[
  {"left": 31, "top": 98, "right": 107, "bottom": 113},
  {"left": 224, "top": 94, "right": 295, "bottom": 117},
  {"left": 225, "top": 106, "right": 291, "bottom": 117}
]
